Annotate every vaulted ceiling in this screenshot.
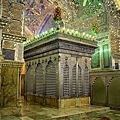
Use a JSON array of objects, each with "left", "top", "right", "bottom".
[{"left": 24, "top": 0, "right": 120, "bottom": 40}]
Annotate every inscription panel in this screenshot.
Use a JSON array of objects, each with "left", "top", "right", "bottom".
[{"left": 24, "top": 40, "right": 95, "bottom": 59}]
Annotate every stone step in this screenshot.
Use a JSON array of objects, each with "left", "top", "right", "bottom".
[{"left": 51, "top": 106, "right": 110, "bottom": 119}]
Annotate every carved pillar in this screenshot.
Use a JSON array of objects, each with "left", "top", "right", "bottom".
[
  {"left": 58, "top": 55, "right": 62, "bottom": 107},
  {"left": 69, "top": 57, "right": 72, "bottom": 97},
  {"left": 42, "top": 59, "right": 46, "bottom": 105},
  {"left": 54, "top": 57, "right": 59, "bottom": 99},
  {"left": 17, "top": 66, "right": 23, "bottom": 106},
  {"left": 15, "top": 43, "right": 24, "bottom": 62},
  {"left": 17, "top": 67, "right": 19, "bottom": 106},
  {"left": 76, "top": 57, "right": 78, "bottom": 97},
  {"left": 25, "top": 63, "right": 29, "bottom": 101},
  {"left": 19, "top": 67, "right": 21, "bottom": 98},
  {"left": 59, "top": 55, "right": 63, "bottom": 98},
  {"left": 89, "top": 77, "right": 92, "bottom": 105}
]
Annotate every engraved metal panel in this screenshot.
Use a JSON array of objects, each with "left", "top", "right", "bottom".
[
  {"left": 72, "top": 64, "right": 76, "bottom": 97},
  {"left": 35, "top": 63, "right": 44, "bottom": 95},
  {"left": 46, "top": 61, "right": 56, "bottom": 96},
  {"left": 78, "top": 65, "right": 82, "bottom": 96},
  {"left": 63, "top": 64, "right": 69, "bottom": 97},
  {"left": 84, "top": 66, "right": 89, "bottom": 96}
]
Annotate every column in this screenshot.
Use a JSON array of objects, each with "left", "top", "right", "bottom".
[
  {"left": 42, "top": 64, "right": 46, "bottom": 105},
  {"left": 15, "top": 43, "right": 24, "bottom": 62},
  {"left": 76, "top": 57, "right": 78, "bottom": 97},
  {"left": 17, "top": 67, "right": 19, "bottom": 106}
]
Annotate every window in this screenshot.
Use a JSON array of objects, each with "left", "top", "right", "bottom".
[
  {"left": 46, "top": 61, "right": 56, "bottom": 96},
  {"left": 35, "top": 63, "right": 44, "bottom": 95},
  {"left": 26, "top": 65, "right": 35, "bottom": 94},
  {"left": 84, "top": 66, "right": 89, "bottom": 96},
  {"left": 63, "top": 64, "right": 69, "bottom": 97},
  {"left": 72, "top": 64, "right": 76, "bottom": 97},
  {"left": 78, "top": 65, "right": 82, "bottom": 96}
]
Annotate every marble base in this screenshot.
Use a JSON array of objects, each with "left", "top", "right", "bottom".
[
  {"left": 60, "top": 97, "right": 90, "bottom": 108},
  {"left": 26, "top": 94, "right": 90, "bottom": 108},
  {"left": 0, "top": 61, "right": 23, "bottom": 107}
]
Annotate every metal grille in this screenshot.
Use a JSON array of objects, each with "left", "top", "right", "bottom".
[
  {"left": 84, "top": 66, "right": 89, "bottom": 96},
  {"left": 63, "top": 64, "right": 69, "bottom": 96},
  {"left": 78, "top": 65, "right": 82, "bottom": 96},
  {"left": 46, "top": 61, "right": 56, "bottom": 96},
  {"left": 26, "top": 65, "right": 35, "bottom": 93},
  {"left": 35, "top": 63, "right": 44, "bottom": 95},
  {"left": 72, "top": 64, "right": 76, "bottom": 97}
]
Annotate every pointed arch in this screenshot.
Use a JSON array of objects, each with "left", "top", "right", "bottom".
[
  {"left": 108, "top": 77, "right": 120, "bottom": 107},
  {"left": 92, "top": 77, "right": 106, "bottom": 105}
]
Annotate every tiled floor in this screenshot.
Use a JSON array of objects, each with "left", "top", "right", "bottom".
[{"left": 1, "top": 97, "right": 120, "bottom": 120}]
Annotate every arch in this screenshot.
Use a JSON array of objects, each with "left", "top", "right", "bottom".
[
  {"left": 108, "top": 77, "right": 120, "bottom": 107},
  {"left": 35, "top": 63, "right": 44, "bottom": 95},
  {"left": 45, "top": 61, "right": 56, "bottom": 96},
  {"left": 84, "top": 66, "right": 89, "bottom": 96},
  {"left": 91, "top": 76, "right": 98, "bottom": 85},
  {"left": 72, "top": 64, "right": 76, "bottom": 97},
  {"left": 92, "top": 77, "right": 106, "bottom": 105},
  {"left": 78, "top": 65, "right": 82, "bottom": 96},
  {"left": 92, "top": 76, "right": 106, "bottom": 86},
  {"left": 26, "top": 65, "right": 35, "bottom": 94},
  {"left": 63, "top": 64, "right": 69, "bottom": 97}
]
